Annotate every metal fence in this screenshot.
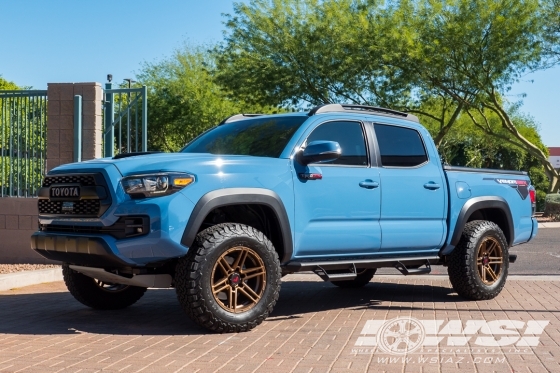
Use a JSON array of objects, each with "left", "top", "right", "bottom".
[
  {"left": 103, "top": 84, "right": 147, "bottom": 157},
  {"left": 0, "top": 90, "right": 47, "bottom": 197}
]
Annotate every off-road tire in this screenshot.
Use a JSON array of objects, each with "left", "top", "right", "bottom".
[
  {"left": 175, "top": 223, "right": 282, "bottom": 333},
  {"left": 62, "top": 263, "right": 147, "bottom": 310},
  {"left": 448, "top": 220, "right": 509, "bottom": 300},
  {"left": 331, "top": 268, "right": 376, "bottom": 288}
]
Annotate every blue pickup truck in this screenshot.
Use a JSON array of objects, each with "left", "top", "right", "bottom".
[{"left": 31, "top": 104, "right": 538, "bottom": 333}]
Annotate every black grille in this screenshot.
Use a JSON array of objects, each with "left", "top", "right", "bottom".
[
  {"left": 40, "top": 216, "right": 150, "bottom": 239},
  {"left": 38, "top": 172, "right": 110, "bottom": 217},
  {"left": 39, "top": 199, "right": 100, "bottom": 215},
  {"left": 43, "top": 175, "right": 96, "bottom": 187}
]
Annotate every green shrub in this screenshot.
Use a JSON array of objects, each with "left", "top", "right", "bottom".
[
  {"left": 545, "top": 194, "right": 560, "bottom": 204},
  {"left": 544, "top": 194, "right": 560, "bottom": 220}
]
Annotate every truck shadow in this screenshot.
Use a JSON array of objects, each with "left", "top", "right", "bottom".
[{"left": 0, "top": 280, "right": 553, "bottom": 336}]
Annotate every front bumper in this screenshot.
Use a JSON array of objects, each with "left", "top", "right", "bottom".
[
  {"left": 31, "top": 232, "right": 136, "bottom": 267},
  {"left": 31, "top": 231, "right": 190, "bottom": 268},
  {"left": 32, "top": 165, "right": 197, "bottom": 268}
]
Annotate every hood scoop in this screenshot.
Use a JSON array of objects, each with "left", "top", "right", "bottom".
[{"left": 113, "top": 151, "right": 163, "bottom": 160}]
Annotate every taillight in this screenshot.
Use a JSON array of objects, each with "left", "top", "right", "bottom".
[{"left": 529, "top": 186, "right": 536, "bottom": 216}]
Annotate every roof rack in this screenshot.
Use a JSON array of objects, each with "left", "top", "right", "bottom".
[
  {"left": 308, "top": 104, "right": 419, "bottom": 123},
  {"left": 219, "top": 114, "right": 263, "bottom": 125}
]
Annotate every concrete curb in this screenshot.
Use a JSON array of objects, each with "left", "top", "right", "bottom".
[
  {"left": 0, "top": 268, "right": 62, "bottom": 292},
  {"left": 538, "top": 222, "right": 560, "bottom": 228}
]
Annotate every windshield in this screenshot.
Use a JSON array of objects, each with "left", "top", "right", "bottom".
[{"left": 181, "top": 116, "right": 308, "bottom": 157}]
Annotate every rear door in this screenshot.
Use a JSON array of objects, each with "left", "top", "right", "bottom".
[{"left": 374, "top": 123, "right": 446, "bottom": 253}]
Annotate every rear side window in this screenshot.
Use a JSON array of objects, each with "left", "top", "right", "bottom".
[
  {"left": 374, "top": 124, "right": 428, "bottom": 167},
  {"left": 306, "top": 121, "right": 368, "bottom": 166}
]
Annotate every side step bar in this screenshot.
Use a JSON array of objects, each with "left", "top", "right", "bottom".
[
  {"left": 313, "top": 263, "right": 358, "bottom": 281},
  {"left": 394, "top": 260, "right": 431, "bottom": 275},
  {"left": 285, "top": 256, "right": 440, "bottom": 272},
  {"left": 285, "top": 256, "right": 440, "bottom": 281}
]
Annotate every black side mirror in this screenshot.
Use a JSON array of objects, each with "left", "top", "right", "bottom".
[{"left": 299, "top": 141, "right": 341, "bottom": 165}]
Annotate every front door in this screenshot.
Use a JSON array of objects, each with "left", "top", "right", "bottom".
[{"left": 292, "top": 120, "right": 381, "bottom": 259}]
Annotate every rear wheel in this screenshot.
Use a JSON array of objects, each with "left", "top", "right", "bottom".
[
  {"left": 448, "top": 220, "right": 509, "bottom": 300},
  {"left": 331, "top": 268, "right": 376, "bottom": 288},
  {"left": 62, "top": 263, "right": 147, "bottom": 310}
]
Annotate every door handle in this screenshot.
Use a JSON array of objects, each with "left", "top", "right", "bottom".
[
  {"left": 359, "top": 180, "right": 379, "bottom": 189},
  {"left": 424, "top": 182, "right": 441, "bottom": 190}
]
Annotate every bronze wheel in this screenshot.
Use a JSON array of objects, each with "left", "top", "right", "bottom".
[
  {"left": 476, "top": 237, "right": 503, "bottom": 285},
  {"left": 211, "top": 246, "right": 267, "bottom": 313},
  {"left": 176, "top": 223, "right": 281, "bottom": 333},
  {"left": 448, "top": 220, "right": 509, "bottom": 300}
]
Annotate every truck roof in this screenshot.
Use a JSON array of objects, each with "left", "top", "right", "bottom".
[{"left": 220, "top": 104, "right": 419, "bottom": 125}]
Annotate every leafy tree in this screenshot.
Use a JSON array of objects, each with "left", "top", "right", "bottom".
[
  {"left": 135, "top": 44, "right": 278, "bottom": 152},
  {"left": 0, "top": 76, "right": 19, "bottom": 90},
  {"left": 423, "top": 105, "right": 549, "bottom": 209},
  {"left": 395, "top": 0, "right": 560, "bottom": 191},
  {"left": 218, "top": 0, "right": 559, "bottom": 191}
]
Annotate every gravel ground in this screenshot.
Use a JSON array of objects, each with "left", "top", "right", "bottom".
[{"left": 0, "top": 264, "right": 60, "bottom": 275}]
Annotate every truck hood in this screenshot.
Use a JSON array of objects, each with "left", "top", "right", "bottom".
[{"left": 54, "top": 152, "right": 282, "bottom": 177}]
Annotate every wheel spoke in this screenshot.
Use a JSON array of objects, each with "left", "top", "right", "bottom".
[
  {"left": 486, "top": 266, "right": 499, "bottom": 281},
  {"left": 238, "top": 285, "right": 260, "bottom": 304},
  {"left": 488, "top": 256, "right": 503, "bottom": 264},
  {"left": 212, "top": 279, "right": 229, "bottom": 295},
  {"left": 232, "top": 248, "right": 249, "bottom": 269},
  {"left": 481, "top": 265, "right": 487, "bottom": 282},
  {"left": 243, "top": 267, "right": 266, "bottom": 280},
  {"left": 218, "top": 257, "right": 233, "bottom": 274},
  {"left": 228, "top": 287, "right": 238, "bottom": 312}
]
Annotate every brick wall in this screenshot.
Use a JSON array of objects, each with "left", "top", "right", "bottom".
[
  {"left": 0, "top": 198, "right": 51, "bottom": 264},
  {"left": 46, "top": 82, "right": 102, "bottom": 171}
]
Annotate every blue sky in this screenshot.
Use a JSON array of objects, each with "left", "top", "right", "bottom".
[{"left": 1, "top": 0, "right": 558, "bottom": 147}]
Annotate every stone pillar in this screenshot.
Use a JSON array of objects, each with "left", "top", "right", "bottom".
[{"left": 46, "top": 82, "right": 102, "bottom": 171}]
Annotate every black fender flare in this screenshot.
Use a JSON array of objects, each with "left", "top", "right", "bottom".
[
  {"left": 443, "top": 196, "right": 514, "bottom": 255},
  {"left": 180, "top": 188, "right": 293, "bottom": 264}
]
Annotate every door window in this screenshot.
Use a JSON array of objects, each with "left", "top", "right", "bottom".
[
  {"left": 306, "top": 121, "right": 368, "bottom": 166},
  {"left": 374, "top": 124, "right": 428, "bottom": 167}
]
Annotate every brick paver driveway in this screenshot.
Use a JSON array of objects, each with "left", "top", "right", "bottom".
[{"left": 1, "top": 274, "right": 559, "bottom": 373}]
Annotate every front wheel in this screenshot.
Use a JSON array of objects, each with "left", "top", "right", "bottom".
[
  {"left": 175, "top": 223, "right": 282, "bottom": 333},
  {"left": 447, "top": 220, "right": 509, "bottom": 300},
  {"left": 62, "top": 263, "right": 147, "bottom": 310}
]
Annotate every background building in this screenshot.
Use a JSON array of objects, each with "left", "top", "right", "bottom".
[{"left": 549, "top": 147, "right": 560, "bottom": 170}]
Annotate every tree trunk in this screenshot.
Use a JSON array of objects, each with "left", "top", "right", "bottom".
[
  {"left": 432, "top": 103, "right": 463, "bottom": 148},
  {"left": 486, "top": 93, "right": 560, "bottom": 193}
]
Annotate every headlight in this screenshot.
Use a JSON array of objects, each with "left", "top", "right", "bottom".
[{"left": 121, "top": 172, "right": 195, "bottom": 198}]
